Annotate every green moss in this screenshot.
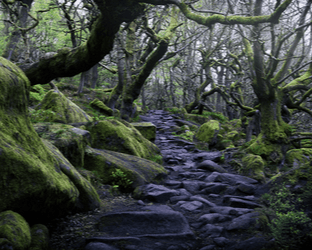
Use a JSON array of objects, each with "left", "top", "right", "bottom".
[
  {"left": 29, "top": 224, "right": 49, "bottom": 250},
  {"left": 89, "top": 98, "right": 113, "bottom": 116},
  {"left": 36, "top": 89, "right": 92, "bottom": 123},
  {"left": 242, "top": 154, "right": 266, "bottom": 183},
  {"left": 285, "top": 148, "right": 312, "bottom": 167},
  {"left": 195, "top": 120, "right": 220, "bottom": 145},
  {"left": 87, "top": 119, "right": 160, "bottom": 159},
  {"left": 131, "top": 122, "right": 156, "bottom": 141},
  {"left": 84, "top": 147, "right": 167, "bottom": 189},
  {"left": 0, "top": 211, "right": 31, "bottom": 250}
]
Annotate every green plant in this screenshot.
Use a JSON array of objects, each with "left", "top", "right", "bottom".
[
  {"left": 266, "top": 184, "right": 312, "bottom": 249},
  {"left": 110, "top": 169, "right": 133, "bottom": 193},
  {"left": 148, "top": 154, "right": 163, "bottom": 164}
]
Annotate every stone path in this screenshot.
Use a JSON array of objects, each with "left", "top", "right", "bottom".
[{"left": 84, "top": 110, "right": 270, "bottom": 250}]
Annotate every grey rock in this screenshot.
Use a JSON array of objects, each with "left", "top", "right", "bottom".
[
  {"left": 199, "top": 224, "right": 224, "bottom": 238},
  {"left": 170, "top": 195, "right": 191, "bottom": 203},
  {"left": 205, "top": 172, "right": 258, "bottom": 185},
  {"left": 228, "top": 237, "right": 272, "bottom": 250},
  {"left": 237, "top": 183, "right": 256, "bottom": 194},
  {"left": 178, "top": 201, "right": 203, "bottom": 211},
  {"left": 214, "top": 237, "right": 232, "bottom": 247},
  {"left": 85, "top": 242, "right": 119, "bottom": 250},
  {"left": 199, "top": 213, "right": 232, "bottom": 224},
  {"left": 182, "top": 181, "right": 201, "bottom": 193},
  {"left": 201, "top": 183, "right": 228, "bottom": 194},
  {"left": 193, "top": 152, "right": 222, "bottom": 162},
  {"left": 141, "top": 184, "right": 180, "bottom": 203},
  {"left": 197, "top": 160, "right": 227, "bottom": 173},
  {"left": 209, "top": 206, "right": 253, "bottom": 216},
  {"left": 227, "top": 212, "right": 260, "bottom": 230},
  {"left": 228, "top": 198, "right": 261, "bottom": 209},
  {"left": 190, "top": 195, "right": 216, "bottom": 207},
  {"left": 199, "top": 245, "right": 216, "bottom": 250}
]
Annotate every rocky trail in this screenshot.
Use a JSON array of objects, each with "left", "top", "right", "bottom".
[{"left": 49, "top": 110, "right": 271, "bottom": 250}]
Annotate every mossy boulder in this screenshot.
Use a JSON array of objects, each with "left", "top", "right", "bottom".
[
  {"left": 242, "top": 154, "right": 266, "bottom": 183},
  {"left": 0, "top": 211, "right": 31, "bottom": 250},
  {"left": 86, "top": 119, "right": 160, "bottom": 159},
  {"left": 131, "top": 122, "right": 156, "bottom": 141},
  {"left": 0, "top": 57, "right": 99, "bottom": 220},
  {"left": 90, "top": 98, "right": 113, "bottom": 116},
  {"left": 33, "top": 123, "right": 91, "bottom": 168},
  {"left": 35, "top": 89, "right": 91, "bottom": 123},
  {"left": 195, "top": 120, "right": 220, "bottom": 147},
  {"left": 29, "top": 224, "right": 49, "bottom": 250},
  {"left": 285, "top": 148, "right": 312, "bottom": 167},
  {"left": 84, "top": 147, "right": 167, "bottom": 189}
]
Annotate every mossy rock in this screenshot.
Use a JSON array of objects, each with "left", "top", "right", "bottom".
[
  {"left": 0, "top": 211, "right": 31, "bottom": 250},
  {"left": 84, "top": 147, "right": 167, "bottom": 189},
  {"left": 86, "top": 119, "right": 160, "bottom": 159},
  {"left": 0, "top": 57, "right": 99, "bottom": 220},
  {"left": 35, "top": 89, "right": 92, "bottom": 123},
  {"left": 185, "top": 113, "right": 209, "bottom": 125},
  {"left": 285, "top": 148, "right": 312, "bottom": 167},
  {"left": 29, "top": 224, "right": 49, "bottom": 250},
  {"left": 195, "top": 120, "right": 220, "bottom": 147},
  {"left": 242, "top": 154, "right": 266, "bottom": 183},
  {"left": 90, "top": 98, "right": 113, "bottom": 116},
  {"left": 131, "top": 122, "right": 156, "bottom": 141},
  {"left": 33, "top": 123, "right": 91, "bottom": 168}
]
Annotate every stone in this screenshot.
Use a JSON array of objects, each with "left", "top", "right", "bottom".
[
  {"left": 135, "top": 184, "right": 180, "bottom": 203},
  {"left": 97, "top": 211, "right": 195, "bottom": 239},
  {"left": 199, "top": 213, "right": 232, "bottom": 224},
  {"left": 209, "top": 206, "right": 253, "bottom": 216},
  {"left": 84, "top": 147, "right": 167, "bottom": 190},
  {"left": 201, "top": 183, "right": 229, "bottom": 194},
  {"left": 179, "top": 201, "right": 203, "bottom": 211},
  {"left": 85, "top": 242, "right": 119, "bottom": 250},
  {"left": 190, "top": 195, "right": 216, "bottom": 207},
  {"left": 86, "top": 119, "right": 160, "bottom": 159},
  {"left": 214, "top": 237, "right": 232, "bottom": 247},
  {"left": 195, "top": 120, "right": 220, "bottom": 146},
  {"left": 205, "top": 172, "right": 258, "bottom": 185},
  {"left": 227, "top": 198, "right": 261, "bottom": 209},
  {"left": 182, "top": 181, "right": 201, "bottom": 194},
  {"left": 242, "top": 154, "right": 266, "bottom": 182},
  {"left": 33, "top": 123, "right": 91, "bottom": 168},
  {"left": 36, "top": 89, "right": 92, "bottom": 123},
  {"left": 237, "top": 183, "right": 256, "bottom": 194},
  {"left": 89, "top": 98, "right": 114, "bottom": 116},
  {"left": 228, "top": 237, "right": 272, "bottom": 250},
  {"left": 131, "top": 122, "right": 157, "bottom": 141},
  {"left": 0, "top": 211, "right": 31, "bottom": 250},
  {"left": 227, "top": 212, "right": 260, "bottom": 230},
  {"left": 193, "top": 151, "right": 222, "bottom": 162},
  {"left": 0, "top": 57, "right": 100, "bottom": 219},
  {"left": 197, "top": 160, "right": 227, "bottom": 173},
  {"left": 29, "top": 224, "right": 49, "bottom": 250},
  {"left": 199, "top": 224, "right": 224, "bottom": 238}
]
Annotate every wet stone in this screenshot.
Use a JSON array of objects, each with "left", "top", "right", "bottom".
[
  {"left": 227, "top": 212, "right": 260, "bottom": 231},
  {"left": 209, "top": 206, "right": 253, "bottom": 216},
  {"left": 201, "top": 183, "right": 229, "bottom": 194},
  {"left": 227, "top": 198, "right": 261, "bottom": 209},
  {"left": 178, "top": 201, "right": 203, "bottom": 211},
  {"left": 199, "top": 213, "right": 232, "bottom": 224},
  {"left": 197, "top": 160, "right": 228, "bottom": 173},
  {"left": 199, "top": 224, "right": 224, "bottom": 238},
  {"left": 193, "top": 151, "right": 222, "bottom": 162},
  {"left": 237, "top": 183, "right": 256, "bottom": 194}
]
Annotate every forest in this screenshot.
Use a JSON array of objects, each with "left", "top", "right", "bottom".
[{"left": 0, "top": 0, "right": 312, "bottom": 250}]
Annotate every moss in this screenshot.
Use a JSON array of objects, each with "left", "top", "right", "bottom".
[
  {"left": 285, "top": 148, "right": 312, "bottom": 167},
  {"left": 131, "top": 122, "right": 156, "bottom": 141},
  {"left": 89, "top": 98, "right": 113, "bottom": 116},
  {"left": 0, "top": 211, "right": 31, "bottom": 250},
  {"left": 36, "top": 89, "right": 92, "bottom": 123},
  {"left": 84, "top": 147, "right": 167, "bottom": 189},
  {"left": 195, "top": 120, "right": 220, "bottom": 146},
  {"left": 242, "top": 154, "right": 266, "bottom": 183},
  {"left": 0, "top": 57, "right": 98, "bottom": 219},
  {"left": 29, "top": 224, "right": 49, "bottom": 250},
  {"left": 87, "top": 119, "right": 160, "bottom": 159}
]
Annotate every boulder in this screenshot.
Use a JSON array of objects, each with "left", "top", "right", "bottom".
[
  {"left": 242, "top": 154, "right": 266, "bottom": 183},
  {"left": 33, "top": 123, "right": 91, "bottom": 168},
  {"left": 0, "top": 57, "right": 100, "bottom": 219},
  {"left": 131, "top": 122, "right": 157, "bottom": 141},
  {"left": 87, "top": 119, "right": 160, "bottom": 159},
  {"left": 0, "top": 211, "right": 31, "bottom": 250},
  {"left": 35, "top": 88, "right": 91, "bottom": 123},
  {"left": 133, "top": 184, "right": 179, "bottom": 203},
  {"left": 29, "top": 224, "right": 49, "bottom": 250},
  {"left": 195, "top": 120, "right": 220, "bottom": 147},
  {"left": 84, "top": 147, "right": 167, "bottom": 190},
  {"left": 89, "top": 98, "right": 114, "bottom": 116},
  {"left": 285, "top": 148, "right": 312, "bottom": 167}
]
